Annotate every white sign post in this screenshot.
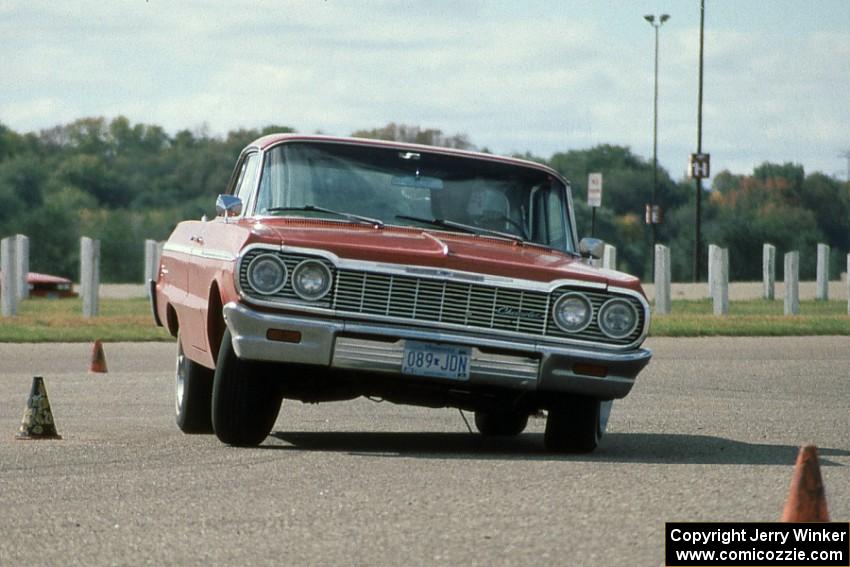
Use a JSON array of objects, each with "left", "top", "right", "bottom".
[
  {"left": 587, "top": 173, "right": 603, "bottom": 207},
  {"left": 587, "top": 172, "right": 602, "bottom": 237}
]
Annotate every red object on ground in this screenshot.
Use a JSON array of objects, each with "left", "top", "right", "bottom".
[
  {"left": 89, "top": 340, "right": 108, "bottom": 373},
  {"left": 781, "top": 445, "right": 830, "bottom": 522}
]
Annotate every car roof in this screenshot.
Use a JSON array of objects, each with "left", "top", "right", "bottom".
[{"left": 246, "top": 134, "right": 568, "bottom": 183}]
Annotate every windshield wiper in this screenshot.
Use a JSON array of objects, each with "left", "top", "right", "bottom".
[
  {"left": 267, "top": 205, "right": 384, "bottom": 227},
  {"left": 394, "top": 215, "right": 525, "bottom": 244}
]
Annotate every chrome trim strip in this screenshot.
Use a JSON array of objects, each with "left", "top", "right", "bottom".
[
  {"left": 238, "top": 242, "right": 606, "bottom": 293},
  {"left": 202, "top": 249, "right": 237, "bottom": 262},
  {"left": 419, "top": 231, "right": 449, "bottom": 256},
  {"left": 161, "top": 241, "right": 236, "bottom": 262},
  {"left": 162, "top": 242, "right": 192, "bottom": 255}
]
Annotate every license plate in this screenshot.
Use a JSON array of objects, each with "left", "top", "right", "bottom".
[{"left": 402, "top": 341, "right": 471, "bottom": 380}]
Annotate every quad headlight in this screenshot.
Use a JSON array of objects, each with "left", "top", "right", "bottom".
[
  {"left": 598, "top": 298, "right": 639, "bottom": 339},
  {"left": 291, "top": 259, "right": 333, "bottom": 301},
  {"left": 552, "top": 292, "right": 592, "bottom": 333},
  {"left": 246, "top": 253, "right": 287, "bottom": 295}
]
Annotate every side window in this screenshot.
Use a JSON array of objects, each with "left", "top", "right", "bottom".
[
  {"left": 530, "top": 185, "right": 567, "bottom": 250},
  {"left": 546, "top": 189, "right": 566, "bottom": 250},
  {"left": 232, "top": 153, "right": 260, "bottom": 215}
]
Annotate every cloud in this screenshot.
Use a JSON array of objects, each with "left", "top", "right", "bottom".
[{"left": 1, "top": 1, "right": 849, "bottom": 179}]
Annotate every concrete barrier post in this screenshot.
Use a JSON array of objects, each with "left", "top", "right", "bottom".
[
  {"left": 80, "top": 237, "right": 101, "bottom": 318},
  {"left": 654, "top": 244, "right": 671, "bottom": 314},
  {"left": 144, "top": 239, "right": 162, "bottom": 296},
  {"left": 784, "top": 251, "right": 799, "bottom": 316},
  {"left": 712, "top": 247, "right": 729, "bottom": 316},
  {"left": 15, "top": 234, "right": 29, "bottom": 301},
  {"left": 1, "top": 237, "right": 17, "bottom": 316},
  {"left": 816, "top": 243, "right": 829, "bottom": 301},
  {"left": 707, "top": 244, "right": 720, "bottom": 299},
  {"left": 762, "top": 243, "right": 775, "bottom": 300},
  {"left": 602, "top": 244, "right": 617, "bottom": 271}
]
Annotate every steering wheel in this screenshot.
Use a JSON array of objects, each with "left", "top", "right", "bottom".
[{"left": 477, "top": 211, "right": 529, "bottom": 239}]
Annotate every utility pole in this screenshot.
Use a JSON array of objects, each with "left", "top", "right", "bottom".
[
  {"left": 644, "top": 13, "right": 670, "bottom": 281},
  {"left": 693, "top": 0, "right": 706, "bottom": 282}
]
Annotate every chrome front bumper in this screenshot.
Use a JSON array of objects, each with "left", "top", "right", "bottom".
[{"left": 223, "top": 302, "right": 652, "bottom": 399}]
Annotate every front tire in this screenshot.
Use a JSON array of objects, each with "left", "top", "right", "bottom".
[
  {"left": 175, "top": 334, "right": 214, "bottom": 434},
  {"left": 212, "top": 329, "right": 282, "bottom": 446},
  {"left": 474, "top": 410, "right": 529, "bottom": 436},
  {"left": 544, "top": 396, "right": 605, "bottom": 453}
]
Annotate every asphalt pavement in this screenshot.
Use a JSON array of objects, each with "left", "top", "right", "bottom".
[{"left": 0, "top": 337, "right": 848, "bottom": 566}]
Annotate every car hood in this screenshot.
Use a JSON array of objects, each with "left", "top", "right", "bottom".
[{"left": 248, "top": 219, "right": 644, "bottom": 294}]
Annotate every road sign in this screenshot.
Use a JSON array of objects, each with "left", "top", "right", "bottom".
[
  {"left": 645, "top": 204, "right": 663, "bottom": 224},
  {"left": 689, "top": 153, "right": 710, "bottom": 179},
  {"left": 587, "top": 172, "right": 603, "bottom": 207}
]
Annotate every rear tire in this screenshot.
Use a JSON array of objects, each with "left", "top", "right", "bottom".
[
  {"left": 212, "top": 329, "right": 282, "bottom": 446},
  {"left": 175, "top": 335, "right": 214, "bottom": 434},
  {"left": 544, "top": 396, "right": 603, "bottom": 453},
  {"left": 474, "top": 410, "right": 529, "bottom": 436}
]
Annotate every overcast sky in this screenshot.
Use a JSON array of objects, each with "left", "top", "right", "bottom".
[{"left": 2, "top": 1, "right": 849, "bottom": 182}]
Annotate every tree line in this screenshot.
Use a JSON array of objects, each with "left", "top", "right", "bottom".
[{"left": 0, "top": 117, "right": 847, "bottom": 283}]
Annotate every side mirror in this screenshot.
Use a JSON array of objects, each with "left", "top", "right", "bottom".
[
  {"left": 216, "top": 194, "right": 243, "bottom": 221},
  {"left": 579, "top": 237, "right": 605, "bottom": 260}
]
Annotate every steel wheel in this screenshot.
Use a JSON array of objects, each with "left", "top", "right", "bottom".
[{"left": 175, "top": 335, "right": 214, "bottom": 433}]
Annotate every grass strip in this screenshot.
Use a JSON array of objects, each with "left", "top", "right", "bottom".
[
  {"left": 0, "top": 297, "right": 847, "bottom": 342},
  {"left": 650, "top": 299, "right": 850, "bottom": 337},
  {"left": 0, "top": 297, "right": 171, "bottom": 342}
]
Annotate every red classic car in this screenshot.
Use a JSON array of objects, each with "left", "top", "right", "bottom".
[
  {"left": 152, "top": 134, "right": 652, "bottom": 452},
  {"left": 0, "top": 272, "right": 77, "bottom": 298}
]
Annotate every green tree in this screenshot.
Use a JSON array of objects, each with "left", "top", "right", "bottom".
[{"left": 352, "top": 122, "right": 473, "bottom": 149}]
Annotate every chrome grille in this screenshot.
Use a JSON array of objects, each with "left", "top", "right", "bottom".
[
  {"left": 334, "top": 271, "right": 550, "bottom": 335},
  {"left": 238, "top": 248, "right": 646, "bottom": 347}
]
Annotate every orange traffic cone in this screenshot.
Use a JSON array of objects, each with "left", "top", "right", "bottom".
[
  {"left": 781, "top": 445, "right": 829, "bottom": 522},
  {"left": 90, "top": 340, "right": 108, "bottom": 373},
  {"left": 16, "top": 376, "right": 62, "bottom": 440}
]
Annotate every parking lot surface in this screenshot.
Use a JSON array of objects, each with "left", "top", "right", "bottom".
[{"left": 1, "top": 337, "right": 848, "bottom": 566}]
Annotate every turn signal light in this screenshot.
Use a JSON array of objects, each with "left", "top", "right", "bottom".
[
  {"left": 266, "top": 329, "right": 302, "bottom": 343},
  {"left": 573, "top": 363, "right": 608, "bottom": 378}
]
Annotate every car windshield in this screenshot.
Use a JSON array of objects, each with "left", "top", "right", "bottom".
[{"left": 255, "top": 141, "right": 575, "bottom": 251}]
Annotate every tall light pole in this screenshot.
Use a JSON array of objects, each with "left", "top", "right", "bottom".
[
  {"left": 693, "top": 1, "right": 705, "bottom": 282},
  {"left": 644, "top": 14, "right": 669, "bottom": 279}
]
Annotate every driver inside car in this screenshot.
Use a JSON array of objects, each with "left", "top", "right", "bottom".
[{"left": 465, "top": 187, "right": 514, "bottom": 234}]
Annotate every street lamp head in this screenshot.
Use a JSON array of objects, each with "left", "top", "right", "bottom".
[
  {"left": 660, "top": 14, "right": 670, "bottom": 23},
  {"left": 643, "top": 15, "right": 655, "bottom": 23}
]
